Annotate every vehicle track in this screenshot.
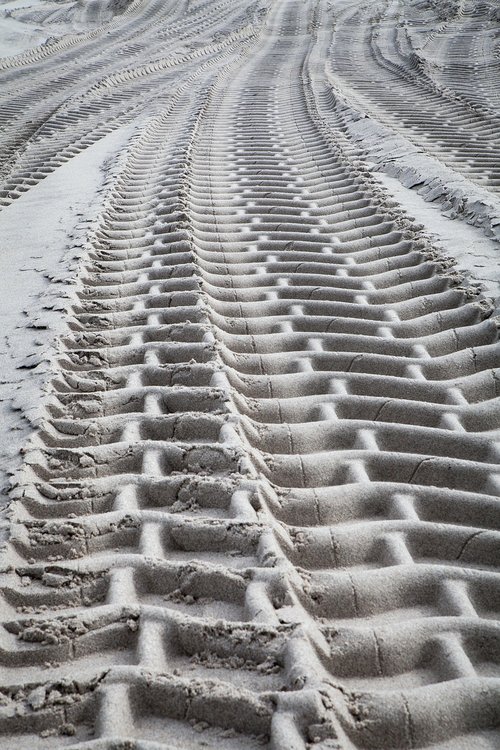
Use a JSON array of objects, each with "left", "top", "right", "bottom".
[
  {"left": 324, "top": 0, "right": 500, "bottom": 237},
  {"left": 328, "top": 0, "right": 500, "bottom": 191},
  {"left": 0, "top": 0, "right": 264, "bottom": 198},
  {"left": 1, "top": 0, "right": 499, "bottom": 748}
]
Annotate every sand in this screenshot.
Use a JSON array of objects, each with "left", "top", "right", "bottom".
[
  {"left": 0, "top": 125, "right": 132, "bottom": 508},
  {"left": 0, "top": 0, "right": 499, "bottom": 747}
]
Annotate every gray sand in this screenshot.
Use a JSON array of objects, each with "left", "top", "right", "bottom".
[{"left": 0, "top": 0, "right": 499, "bottom": 748}]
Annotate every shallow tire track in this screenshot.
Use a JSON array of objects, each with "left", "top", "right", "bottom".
[{"left": 323, "top": 0, "right": 500, "bottom": 239}]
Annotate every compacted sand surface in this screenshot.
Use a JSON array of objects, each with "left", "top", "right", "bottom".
[{"left": 0, "top": 0, "right": 499, "bottom": 747}]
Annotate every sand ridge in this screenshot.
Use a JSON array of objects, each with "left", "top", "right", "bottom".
[{"left": 0, "top": 0, "right": 499, "bottom": 747}]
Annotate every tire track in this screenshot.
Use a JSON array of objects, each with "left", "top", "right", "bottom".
[
  {"left": 328, "top": 0, "right": 500, "bottom": 191},
  {"left": 1, "top": 0, "right": 499, "bottom": 747},
  {"left": 0, "top": 0, "right": 265, "bottom": 201},
  {"left": 324, "top": 0, "right": 500, "bottom": 237}
]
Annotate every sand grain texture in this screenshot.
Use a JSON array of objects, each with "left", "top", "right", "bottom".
[{"left": 0, "top": 0, "right": 499, "bottom": 748}]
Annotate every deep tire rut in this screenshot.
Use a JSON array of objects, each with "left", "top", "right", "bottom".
[{"left": 1, "top": 0, "right": 499, "bottom": 748}]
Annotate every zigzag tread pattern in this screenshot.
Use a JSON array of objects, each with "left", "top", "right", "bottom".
[{"left": 0, "top": 0, "right": 499, "bottom": 748}]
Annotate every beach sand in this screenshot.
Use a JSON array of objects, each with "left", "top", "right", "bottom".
[{"left": 0, "top": 0, "right": 499, "bottom": 747}]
